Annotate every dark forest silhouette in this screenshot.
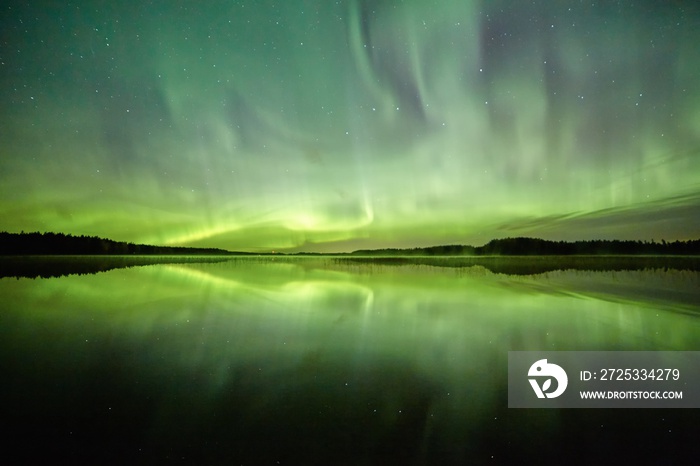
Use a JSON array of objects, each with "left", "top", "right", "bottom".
[
  {"left": 1, "top": 231, "right": 699, "bottom": 256},
  {"left": 2, "top": 232, "right": 699, "bottom": 278},
  {"left": 351, "top": 237, "right": 700, "bottom": 256},
  {"left": 0, "top": 231, "right": 233, "bottom": 255}
]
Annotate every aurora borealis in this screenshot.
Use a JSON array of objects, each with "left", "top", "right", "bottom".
[{"left": 1, "top": 1, "right": 699, "bottom": 252}]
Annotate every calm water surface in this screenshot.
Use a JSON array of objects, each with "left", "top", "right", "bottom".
[{"left": 1, "top": 258, "right": 698, "bottom": 464}]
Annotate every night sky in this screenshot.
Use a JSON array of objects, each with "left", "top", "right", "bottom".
[{"left": 1, "top": 1, "right": 699, "bottom": 252}]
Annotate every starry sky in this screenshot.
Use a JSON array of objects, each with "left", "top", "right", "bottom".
[{"left": 1, "top": 1, "right": 699, "bottom": 252}]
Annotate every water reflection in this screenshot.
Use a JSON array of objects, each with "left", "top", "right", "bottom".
[
  {"left": 0, "top": 259, "right": 698, "bottom": 464},
  {"left": 2, "top": 254, "right": 698, "bottom": 279}
]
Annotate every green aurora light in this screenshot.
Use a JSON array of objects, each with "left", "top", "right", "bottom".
[{"left": 1, "top": 1, "right": 699, "bottom": 252}]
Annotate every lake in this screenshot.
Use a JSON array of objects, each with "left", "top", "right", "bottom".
[{"left": 1, "top": 256, "right": 698, "bottom": 464}]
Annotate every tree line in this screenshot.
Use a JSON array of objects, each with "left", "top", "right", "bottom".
[
  {"left": 2, "top": 232, "right": 699, "bottom": 256},
  {"left": 350, "top": 237, "right": 700, "bottom": 256},
  {"left": 0, "top": 231, "right": 233, "bottom": 255}
]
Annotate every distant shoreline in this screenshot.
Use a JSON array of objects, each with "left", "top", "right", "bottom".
[
  {"left": 2, "top": 253, "right": 700, "bottom": 280},
  {"left": 1, "top": 231, "right": 699, "bottom": 256}
]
